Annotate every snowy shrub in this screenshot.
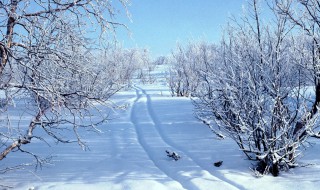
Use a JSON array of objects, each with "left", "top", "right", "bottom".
[
  {"left": 137, "top": 49, "right": 156, "bottom": 84},
  {"left": 168, "top": 42, "right": 216, "bottom": 97},
  {"left": 195, "top": 0, "right": 320, "bottom": 176},
  {"left": 101, "top": 47, "right": 154, "bottom": 86},
  {"left": 154, "top": 56, "right": 169, "bottom": 65}
]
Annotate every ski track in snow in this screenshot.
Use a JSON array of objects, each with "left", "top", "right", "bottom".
[
  {"left": 4, "top": 65, "right": 320, "bottom": 189},
  {"left": 141, "top": 86, "right": 244, "bottom": 190},
  {"left": 131, "top": 85, "right": 240, "bottom": 190},
  {"left": 131, "top": 87, "right": 191, "bottom": 190}
]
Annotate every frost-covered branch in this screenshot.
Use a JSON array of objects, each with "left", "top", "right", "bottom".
[
  {"left": 0, "top": 0, "right": 130, "bottom": 173},
  {"left": 193, "top": 0, "right": 317, "bottom": 176}
]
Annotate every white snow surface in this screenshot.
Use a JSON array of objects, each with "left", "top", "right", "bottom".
[{"left": 2, "top": 65, "right": 320, "bottom": 190}]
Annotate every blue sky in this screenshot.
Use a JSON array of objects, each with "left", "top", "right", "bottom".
[{"left": 115, "top": 0, "right": 246, "bottom": 57}]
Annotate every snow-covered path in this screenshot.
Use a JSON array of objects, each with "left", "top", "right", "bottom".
[
  {"left": 2, "top": 66, "right": 320, "bottom": 190},
  {"left": 130, "top": 86, "right": 239, "bottom": 190}
]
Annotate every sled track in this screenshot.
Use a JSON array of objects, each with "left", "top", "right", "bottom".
[
  {"left": 131, "top": 86, "right": 241, "bottom": 190},
  {"left": 130, "top": 87, "right": 192, "bottom": 190},
  {"left": 136, "top": 87, "right": 245, "bottom": 190}
]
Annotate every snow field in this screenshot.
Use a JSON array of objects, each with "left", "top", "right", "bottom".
[{"left": 1, "top": 65, "right": 320, "bottom": 189}]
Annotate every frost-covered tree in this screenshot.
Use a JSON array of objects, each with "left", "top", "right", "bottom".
[
  {"left": 275, "top": 0, "right": 320, "bottom": 141},
  {"left": 195, "top": 0, "right": 318, "bottom": 176},
  {"left": 100, "top": 46, "right": 153, "bottom": 87},
  {"left": 0, "top": 0, "right": 129, "bottom": 170},
  {"left": 168, "top": 42, "right": 216, "bottom": 97},
  {"left": 154, "top": 56, "right": 169, "bottom": 66},
  {"left": 135, "top": 48, "right": 154, "bottom": 84}
]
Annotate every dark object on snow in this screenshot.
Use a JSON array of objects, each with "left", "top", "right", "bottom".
[
  {"left": 166, "top": 150, "right": 181, "bottom": 161},
  {"left": 214, "top": 161, "right": 223, "bottom": 167}
]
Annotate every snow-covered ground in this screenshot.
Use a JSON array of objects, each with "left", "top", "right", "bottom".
[{"left": 2, "top": 66, "right": 320, "bottom": 190}]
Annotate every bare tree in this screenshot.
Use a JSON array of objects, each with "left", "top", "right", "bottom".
[
  {"left": 275, "top": 0, "right": 320, "bottom": 142},
  {"left": 168, "top": 42, "right": 216, "bottom": 97},
  {"left": 0, "top": 0, "right": 129, "bottom": 169},
  {"left": 154, "top": 56, "right": 169, "bottom": 66},
  {"left": 100, "top": 46, "right": 152, "bottom": 87},
  {"left": 135, "top": 48, "right": 154, "bottom": 84},
  {"left": 195, "top": 0, "right": 317, "bottom": 176}
]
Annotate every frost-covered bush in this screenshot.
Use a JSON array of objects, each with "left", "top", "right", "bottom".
[
  {"left": 101, "top": 47, "right": 153, "bottom": 87},
  {"left": 168, "top": 42, "right": 216, "bottom": 97},
  {"left": 195, "top": 0, "right": 320, "bottom": 176}
]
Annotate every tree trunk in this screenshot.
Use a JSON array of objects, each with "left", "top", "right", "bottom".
[{"left": 0, "top": 0, "right": 17, "bottom": 75}]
